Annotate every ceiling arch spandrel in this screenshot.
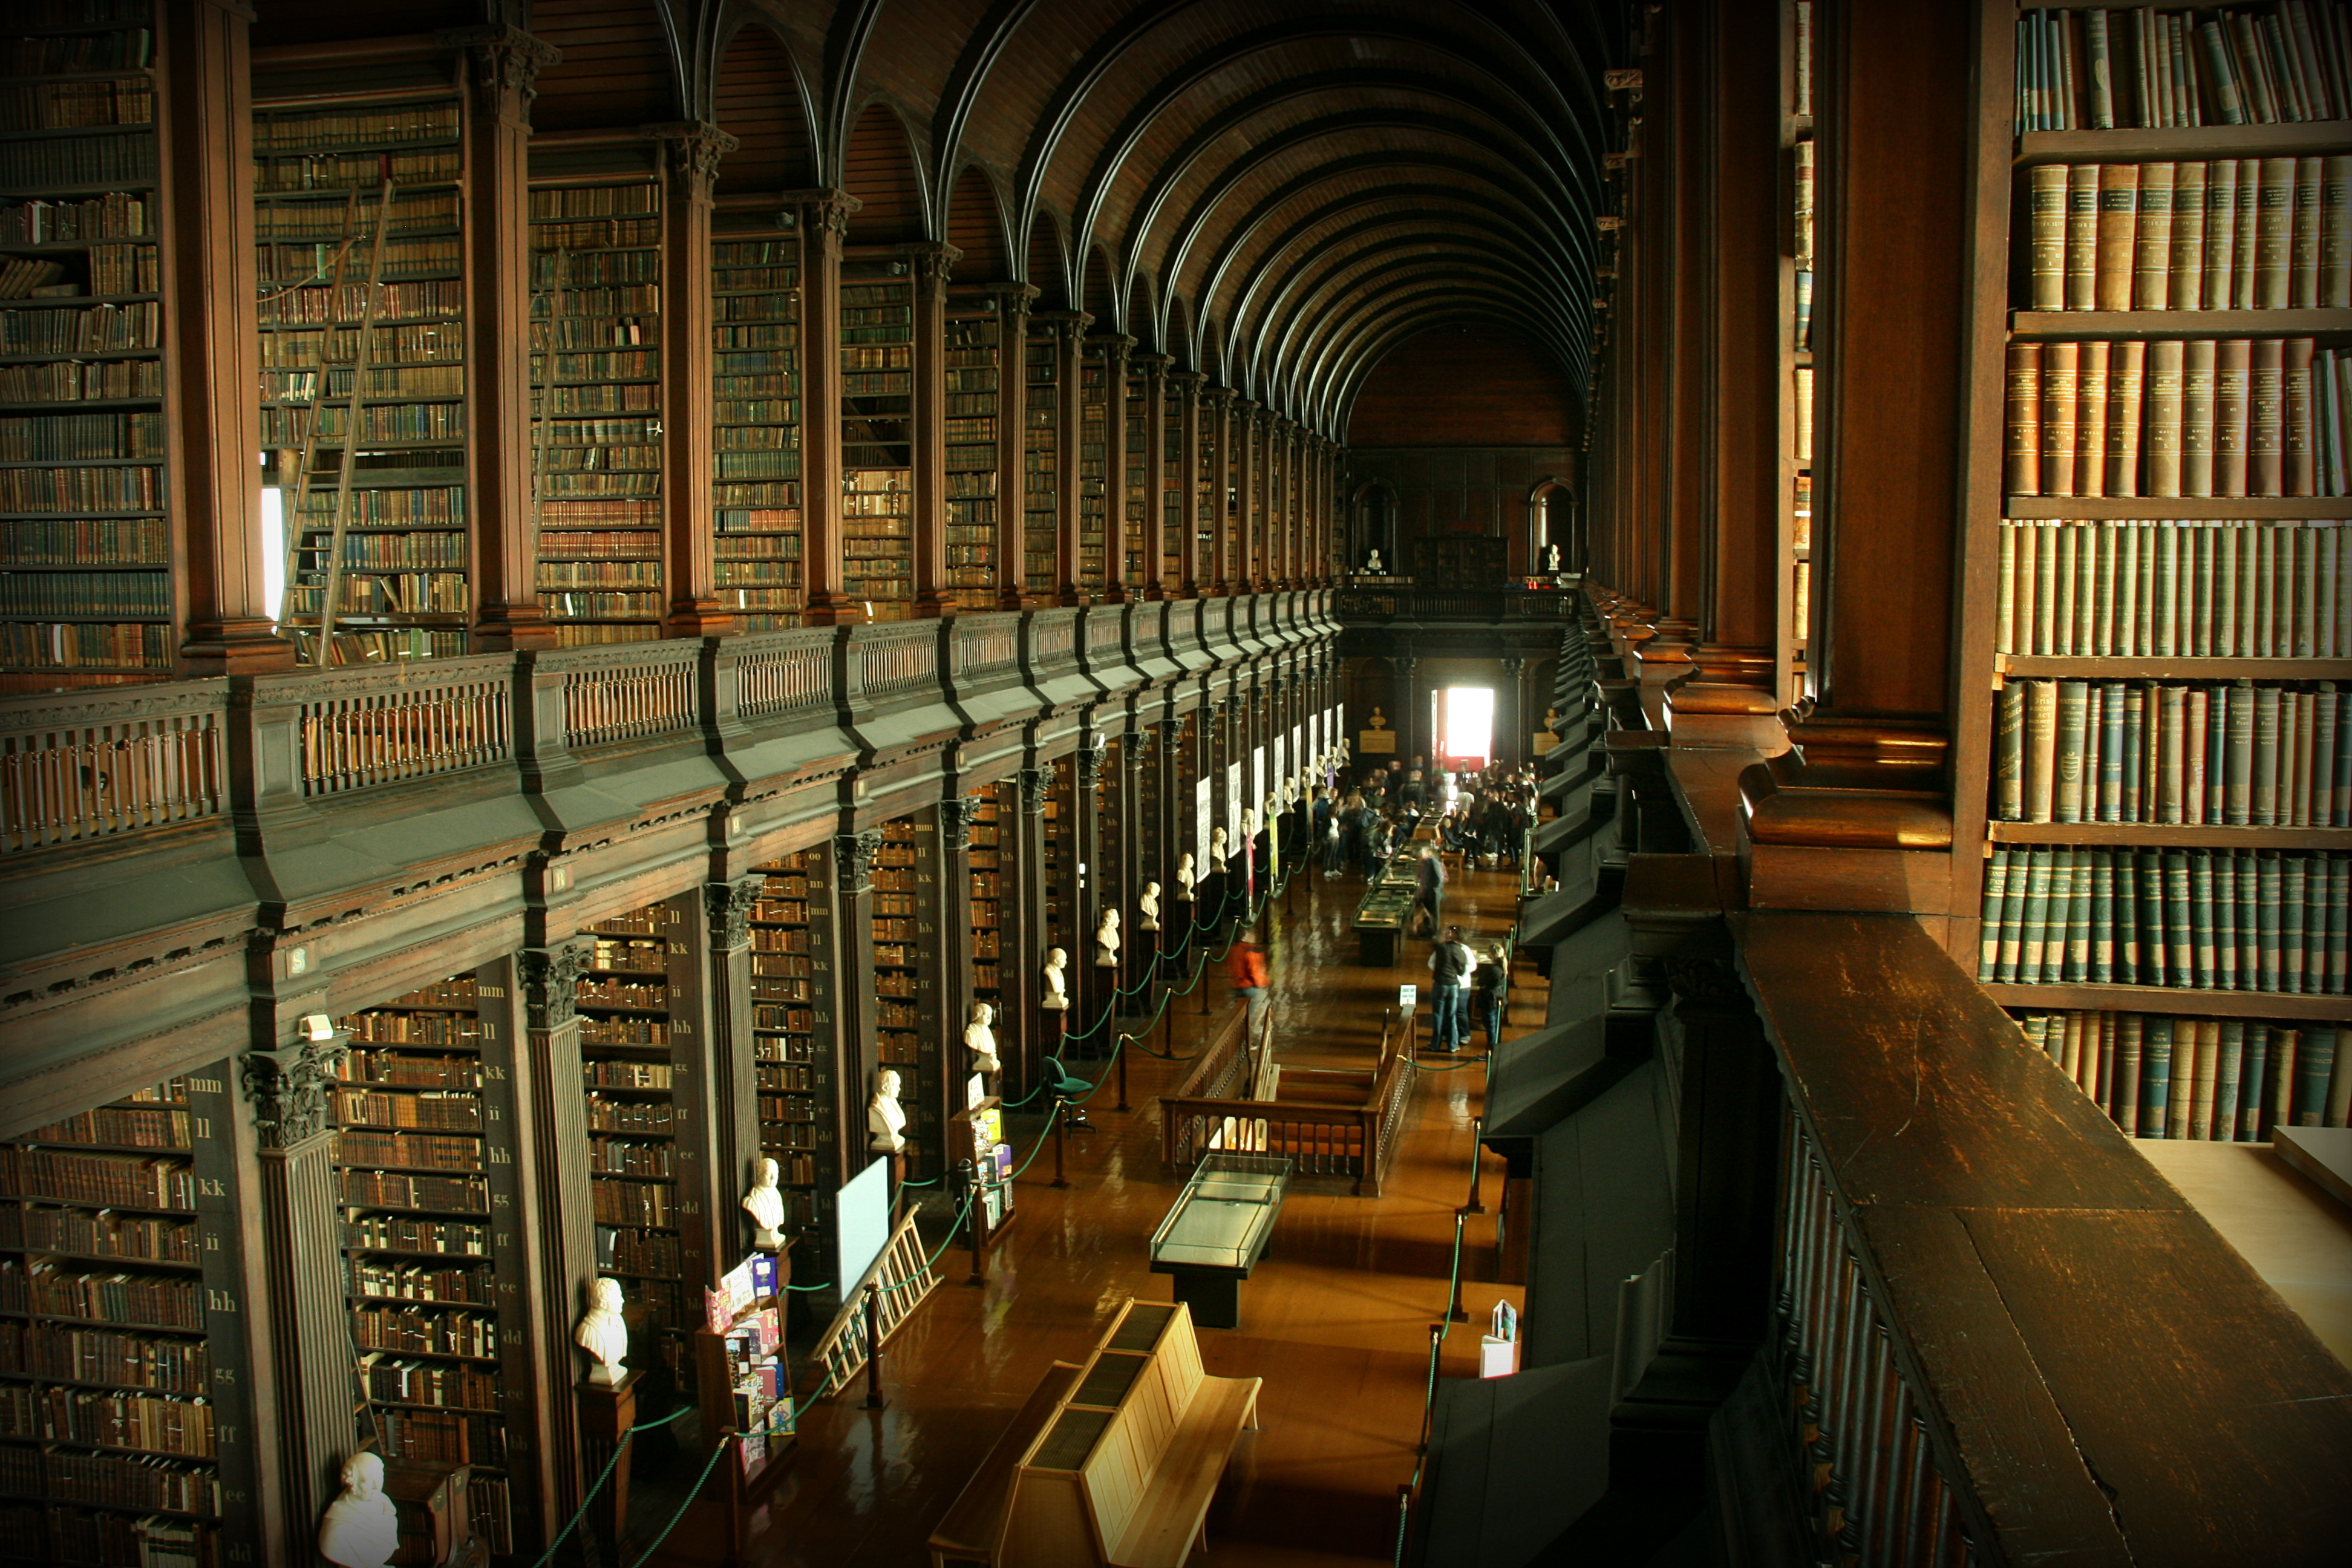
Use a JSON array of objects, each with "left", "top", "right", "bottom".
[
  {"left": 937, "top": 0, "right": 1135, "bottom": 196},
  {"left": 530, "top": 0, "right": 683, "bottom": 134},
  {"left": 713, "top": 21, "right": 814, "bottom": 194},
  {"left": 1284, "top": 266, "right": 1564, "bottom": 415}
]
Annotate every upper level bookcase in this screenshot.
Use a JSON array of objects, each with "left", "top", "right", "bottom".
[
  {"left": 841, "top": 252, "right": 914, "bottom": 619},
  {"left": 711, "top": 204, "right": 801, "bottom": 631},
  {"left": 944, "top": 299, "right": 1001, "bottom": 607},
  {"left": 1965, "top": 1, "right": 2352, "bottom": 1144},
  {"left": 0, "top": 0, "right": 168, "bottom": 691},
  {"left": 1782, "top": 0, "right": 1816, "bottom": 705},
  {"left": 1077, "top": 345, "right": 1107, "bottom": 595},
  {"left": 1023, "top": 318, "right": 1061, "bottom": 599}
]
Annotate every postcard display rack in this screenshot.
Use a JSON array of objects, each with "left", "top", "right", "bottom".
[
  {"left": 840, "top": 254, "right": 914, "bottom": 618},
  {"left": 748, "top": 852, "right": 846, "bottom": 1291},
  {"left": 1023, "top": 317, "right": 1061, "bottom": 598},
  {"left": 252, "top": 77, "right": 471, "bottom": 668},
  {"left": 944, "top": 297, "right": 1000, "bottom": 607},
  {"left": 333, "top": 967, "right": 533, "bottom": 1555},
  {"left": 711, "top": 206, "right": 802, "bottom": 630},
  {"left": 0, "top": 1063, "right": 256, "bottom": 1568},
  {"left": 1969, "top": 8, "right": 2352, "bottom": 1144},
  {"left": 690, "top": 1250, "right": 793, "bottom": 1538},
  {"left": 529, "top": 168, "right": 665, "bottom": 646},
  {"left": 953, "top": 1097, "right": 1016, "bottom": 1255},
  {"left": 577, "top": 897, "right": 717, "bottom": 1382},
  {"left": 0, "top": 0, "right": 172, "bottom": 690}
]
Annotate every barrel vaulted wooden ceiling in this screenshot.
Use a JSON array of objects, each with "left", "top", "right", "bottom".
[{"left": 258, "top": 0, "right": 1618, "bottom": 438}]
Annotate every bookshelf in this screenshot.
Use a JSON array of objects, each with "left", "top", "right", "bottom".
[
  {"left": 1023, "top": 318, "right": 1060, "bottom": 598},
  {"left": 332, "top": 970, "right": 520, "bottom": 1555},
  {"left": 1781, "top": 0, "right": 1815, "bottom": 704},
  {"left": 968, "top": 786, "right": 1005, "bottom": 1021},
  {"left": 1162, "top": 373, "right": 1185, "bottom": 589},
  {"left": 841, "top": 255, "right": 913, "bottom": 619},
  {"left": 578, "top": 901, "right": 692, "bottom": 1372},
  {"left": 1124, "top": 357, "right": 1147, "bottom": 589},
  {"left": 0, "top": 0, "right": 169, "bottom": 690},
  {"left": 0, "top": 1068, "right": 248, "bottom": 1568},
  {"left": 711, "top": 214, "right": 802, "bottom": 631},
  {"left": 1965, "top": 3, "right": 2352, "bottom": 1142},
  {"left": 944, "top": 301, "right": 999, "bottom": 608},
  {"left": 530, "top": 177, "right": 664, "bottom": 647},
  {"left": 1077, "top": 346, "right": 1107, "bottom": 596},
  {"left": 749, "top": 852, "right": 824, "bottom": 1238},
  {"left": 871, "top": 814, "right": 950, "bottom": 1182}
]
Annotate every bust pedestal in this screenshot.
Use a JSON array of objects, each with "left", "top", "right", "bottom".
[{"left": 577, "top": 1369, "right": 639, "bottom": 1546}]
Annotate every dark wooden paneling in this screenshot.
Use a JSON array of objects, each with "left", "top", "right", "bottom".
[
  {"left": 947, "top": 165, "right": 1011, "bottom": 278},
  {"left": 1349, "top": 327, "right": 1580, "bottom": 446},
  {"left": 846, "top": 102, "right": 924, "bottom": 243},
  {"left": 530, "top": 0, "right": 675, "bottom": 132},
  {"left": 715, "top": 22, "right": 812, "bottom": 194}
]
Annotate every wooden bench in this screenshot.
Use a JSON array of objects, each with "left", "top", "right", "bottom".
[{"left": 928, "top": 1299, "right": 1261, "bottom": 1568}]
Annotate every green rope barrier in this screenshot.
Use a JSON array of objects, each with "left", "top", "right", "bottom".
[
  {"left": 621, "top": 1431, "right": 736, "bottom": 1568},
  {"left": 525, "top": 1405, "right": 698, "bottom": 1568}
]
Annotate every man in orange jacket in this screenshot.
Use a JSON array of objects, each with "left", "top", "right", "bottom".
[{"left": 1226, "top": 927, "right": 1269, "bottom": 1031}]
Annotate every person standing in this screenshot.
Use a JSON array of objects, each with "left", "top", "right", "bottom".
[
  {"left": 1472, "top": 942, "right": 1509, "bottom": 1051},
  {"left": 1226, "top": 926, "right": 1270, "bottom": 1034},
  {"left": 1412, "top": 843, "right": 1446, "bottom": 936},
  {"left": 1426, "top": 926, "right": 1475, "bottom": 1053}
]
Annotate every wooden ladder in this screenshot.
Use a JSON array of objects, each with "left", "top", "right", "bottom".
[{"left": 810, "top": 1209, "right": 941, "bottom": 1400}]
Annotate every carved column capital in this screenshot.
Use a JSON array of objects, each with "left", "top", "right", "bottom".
[
  {"left": 1018, "top": 767, "right": 1051, "bottom": 815},
  {"left": 783, "top": 188, "right": 860, "bottom": 253},
  {"left": 440, "top": 25, "right": 562, "bottom": 117},
  {"left": 520, "top": 941, "right": 592, "bottom": 1032},
  {"left": 1074, "top": 743, "right": 1106, "bottom": 788},
  {"left": 907, "top": 241, "right": 961, "bottom": 295},
  {"left": 1663, "top": 955, "right": 1749, "bottom": 1013},
  {"left": 704, "top": 874, "right": 763, "bottom": 950},
  {"left": 939, "top": 797, "right": 975, "bottom": 851},
  {"left": 647, "top": 120, "right": 739, "bottom": 204},
  {"left": 834, "top": 829, "right": 884, "bottom": 895},
  {"left": 1501, "top": 655, "right": 1526, "bottom": 675},
  {"left": 241, "top": 1037, "right": 347, "bottom": 1151}
]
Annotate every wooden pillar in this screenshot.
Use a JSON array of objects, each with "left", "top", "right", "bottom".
[
  {"left": 162, "top": 0, "right": 294, "bottom": 674},
  {"left": 517, "top": 942, "right": 598, "bottom": 1526},
  {"left": 832, "top": 830, "right": 884, "bottom": 1194},
  {"left": 1050, "top": 312, "right": 1092, "bottom": 605},
  {"left": 240, "top": 1034, "right": 355, "bottom": 1540},
  {"left": 1094, "top": 335, "right": 1134, "bottom": 601},
  {"left": 652, "top": 123, "right": 738, "bottom": 637},
  {"left": 1203, "top": 388, "right": 1232, "bottom": 592},
  {"left": 1009, "top": 769, "right": 1053, "bottom": 1096},
  {"left": 1171, "top": 371, "right": 1204, "bottom": 596},
  {"left": 995, "top": 287, "right": 1037, "bottom": 609},
  {"left": 794, "top": 191, "right": 860, "bottom": 624},
  {"left": 910, "top": 243, "right": 959, "bottom": 618},
  {"left": 1281, "top": 423, "right": 1301, "bottom": 587},
  {"left": 1136, "top": 354, "right": 1169, "bottom": 599},
  {"left": 1232, "top": 402, "right": 1261, "bottom": 589},
  {"left": 702, "top": 878, "right": 766, "bottom": 1263},
  {"left": 934, "top": 798, "right": 979, "bottom": 1114},
  {"left": 1739, "top": 0, "right": 1968, "bottom": 910}
]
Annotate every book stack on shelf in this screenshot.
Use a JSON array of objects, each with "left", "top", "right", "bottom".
[
  {"left": 1973, "top": 10, "right": 2352, "bottom": 1146},
  {"left": 0, "top": 0, "right": 168, "bottom": 691},
  {"left": 333, "top": 973, "right": 515, "bottom": 1554},
  {"left": 1023, "top": 321, "right": 1059, "bottom": 596},
  {"left": 1124, "top": 359, "right": 1146, "bottom": 587},
  {"left": 1077, "top": 348, "right": 1108, "bottom": 595},
  {"left": 944, "top": 305, "right": 999, "bottom": 607},
  {"left": 530, "top": 180, "right": 664, "bottom": 645},
  {"left": 1163, "top": 376, "right": 1186, "bottom": 586},
  {"left": 1783, "top": 0, "right": 1815, "bottom": 701},
  {"left": 577, "top": 904, "right": 690, "bottom": 1367},
  {"left": 0, "top": 1071, "right": 224, "bottom": 1568},
  {"left": 712, "top": 224, "right": 801, "bottom": 630},
  {"left": 748, "top": 854, "right": 834, "bottom": 1266},
  {"left": 872, "top": 818, "right": 941, "bottom": 1180},
  {"left": 968, "top": 788, "right": 1005, "bottom": 1013},
  {"left": 253, "top": 93, "right": 469, "bottom": 668},
  {"left": 841, "top": 258, "right": 913, "bottom": 617}
]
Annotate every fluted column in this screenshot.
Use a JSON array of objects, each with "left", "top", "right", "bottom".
[
  {"left": 1171, "top": 371, "right": 1204, "bottom": 597},
  {"left": 1094, "top": 334, "right": 1135, "bottom": 602},
  {"left": 1203, "top": 387, "right": 1232, "bottom": 594},
  {"left": 1232, "top": 399, "right": 1260, "bottom": 590},
  {"left": 1048, "top": 311, "right": 1092, "bottom": 605},
  {"left": 995, "top": 286, "right": 1036, "bottom": 609},
  {"left": 792, "top": 190, "right": 860, "bottom": 623},
  {"left": 909, "top": 243, "right": 959, "bottom": 617},
  {"left": 1135, "top": 354, "right": 1169, "bottom": 598},
  {"left": 652, "top": 122, "right": 738, "bottom": 636}
]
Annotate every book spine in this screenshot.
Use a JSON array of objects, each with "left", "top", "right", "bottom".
[
  {"left": 2181, "top": 337, "right": 2217, "bottom": 497},
  {"left": 2213, "top": 1020, "right": 2244, "bottom": 1140},
  {"left": 2029, "top": 165, "right": 2069, "bottom": 310},
  {"left": 2293, "top": 155, "right": 2324, "bottom": 309},
  {"left": 2117, "top": 1012, "right": 2143, "bottom": 1135},
  {"left": 2172, "top": 160, "right": 2209, "bottom": 315},
  {"left": 2141, "top": 1016, "right": 2173, "bottom": 1137},
  {"left": 2257, "top": 155, "right": 2296, "bottom": 308},
  {"left": 2055, "top": 679, "right": 2088, "bottom": 822},
  {"left": 2096, "top": 163, "right": 2140, "bottom": 310},
  {"left": 2250, "top": 337, "right": 2285, "bottom": 497},
  {"left": 2235, "top": 157, "right": 2262, "bottom": 309},
  {"left": 2007, "top": 342, "right": 2044, "bottom": 495},
  {"left": 2284, "top": 336, "right": 2318, "bottom": 498},
  {"left": 2025, "top": 679, "right": 2059, "bottom": 820},
  {"left": 2323, "top": 155, "right": 2351, "bottom": 309},
  {"left": 2109, "top": 340, "right": 2145, "bottom": 497},
  {"left": 1996, "top": 681, "right": 2025, "bottom": 818},
  {"left": 1979, "top": 849, "right": 2009, "bottom": 981},
  {"left": 2146, "top": 339, "right": 2185, "bottom": 497},
  {"left": 2240, "top": 1022, "right": 2270, "bottom": 1140},
  {"left": 2206, "top": 155, "right": 2241, "bottom": 309},
  {"left": 2132, "top": 162, "right": 2177, "bottom": 308},
  {"left": 2065, "top": 162, "right": 2102, "bottom": 308},
  {"left": 2166, "top": 1014, "right": 2197, "bottom": 1138}
]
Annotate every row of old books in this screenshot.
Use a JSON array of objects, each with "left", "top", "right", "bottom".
[
  {"left": 0, "top": 410, "right": 161, "bottom": 460},
  {"left": 0, "top": 1321, "right": 206, "bottom": 1393},
  {"left": 2003, "top": 338, "right": 2350, "bottom": 495},
  {"left": 0, "top": 299, "right": 154, "bottom": 353},
  {"left": 0, "top": 1259, "right": 197, "bottom": 1330},
  {"left": 2022, "top": 158, "right": 2351, "bottom": 311},
  {"left": 1978, "top": 844, "right": 2348, "bottom": 990},
  {"left": 1994, "top": 517, "right": 2344, "bottom": 655},
  {"left": 0, "top": 76, "right": 152, "bottom": 132},
  {"left": 2014, "top": 1008, "right": 2349, "bottom": 1136},
  {"left": 1995, "top": 678, "right": 2345, "bottom": 825},
  {"left": 2016, "top": 2, "right": 2352, "bottom": 131}
]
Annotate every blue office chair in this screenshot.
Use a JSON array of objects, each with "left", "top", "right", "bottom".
[{"left": 1041, "top": 1057, "right": 1096, "bottom": 1131}]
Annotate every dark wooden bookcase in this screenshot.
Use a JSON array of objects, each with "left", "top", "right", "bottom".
[{"left": 710, "top": 200, "right": 802, "bottom": 630}]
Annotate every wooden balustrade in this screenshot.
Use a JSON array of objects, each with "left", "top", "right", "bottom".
[
  {"left": 949, "top": 616, "right": 1021, "bottom": 684},
  {"left": 1160, "top": 1041, "right": 1417, "bottom": 1197},
  {"left": 287, "top": 658, "right": 512, "bottom": 798},
  {"left": 847, "top": 622, "right": 941, "bottom": 704},
  {"left": 555, "top": 642, "right": 700, "bottom": 750},
  {"left": 734, "top": 630, "right": 836, "bottom": 720},
  {"left": 0, "top": 685, "right": 226, "bottom": 851}
]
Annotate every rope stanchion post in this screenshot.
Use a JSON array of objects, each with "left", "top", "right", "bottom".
[
  {"left": 861, "top": 1281, "right": 886, "bottom": 1410},
  {"left": 962, "top": 1160, "right": 985, "bottom": 1287},
  {"left": 1446, "top": 1212, "right": 1470, "bottom": 1323},
  {"left": 1115, "top": 1033, "right": 1130, "bottom": 1111},
  {"left": 1051, "top": 1098, "right": 1070, "bottom": 1188},
  {"left": 1460, "top": 1116, "right": 1486, "bottom": 1216},
  {"left": 1416, "top": 1323, "right": 1444, "bottom": 1454}
]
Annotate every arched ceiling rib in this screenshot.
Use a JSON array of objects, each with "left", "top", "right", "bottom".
[{"left": 535, "top": 0, "right": 1618, "bottom": 435}]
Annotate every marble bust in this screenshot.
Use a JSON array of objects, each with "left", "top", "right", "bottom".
[
  {"left": 575, "top": 1276, "right": 629, "bottom": 1385},
  {"left": 1209, "top": 827, "right": 1229, "bottom": 867},
  {"left": 965, "top": 1000, "right": 1001, "bottom": 1074},
  {"left": 317, "top": 1451, "right": 400, "bottom": 1568},
  {"left": 742, "top": 1157, "right": 785, "bottom": 1247},
  {"left": 1365, "top": 548, "right": 1384, "bottom": 574},
  {"left": 1239, "top": 807, "right": 1258, "bottom": 841},
  {"left": 869, "top": 1068, "right": 907, "bottom": 1153},
  {"left": 1094, "top": 907, "right": 1120, "bottom": 967},
  {"left": 1137, "top": 881, "right": 1161, "bottom": 930},
  {"left": 1041, "top": 947, "right": 1069, "bottom": 1010},
  {"left": 1174, "top": 854, "right": 1197, "bottom": 898}
]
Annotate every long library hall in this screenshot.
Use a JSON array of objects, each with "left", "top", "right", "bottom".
[{"left": 2, "top": 2, "right": 2351, "bottom": 1567}]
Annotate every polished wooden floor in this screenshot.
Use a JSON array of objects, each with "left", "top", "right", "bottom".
[{"left": 740, "top": 858, "right": 1543, "bottom": 1567}]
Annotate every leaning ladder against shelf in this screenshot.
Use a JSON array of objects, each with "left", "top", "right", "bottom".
[
  {"left": 333, "top": 968, "right": 523, "bottom": 1554},
  {"left": 0, "top": 0, "right": 171, "bottom": 690},
  {"left": 808, "top": 1209, "right": 938, "bottom": 1400},
  {"left": 529, "top": 178, "right": 664, "bottom": 646},
  {"left": 0, "top": 1064, "right": 260, "bottom": 1567},
  {"left": 253, "top": 90, "right": 471, "bottom": 668},
  {"left": 1961, "top": 18, "right": 2352, "bottom": 1145},
  {"left": 711, "top": 214, "right": 802, "bottom": 630}
]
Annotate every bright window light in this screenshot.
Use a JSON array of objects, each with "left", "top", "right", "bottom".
[
  {"left": 1439, "top": 686, "right": 1494, "bottom": 768},
  {"left": 259, "top": 468, "right": 286, "bottom": 623}
]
